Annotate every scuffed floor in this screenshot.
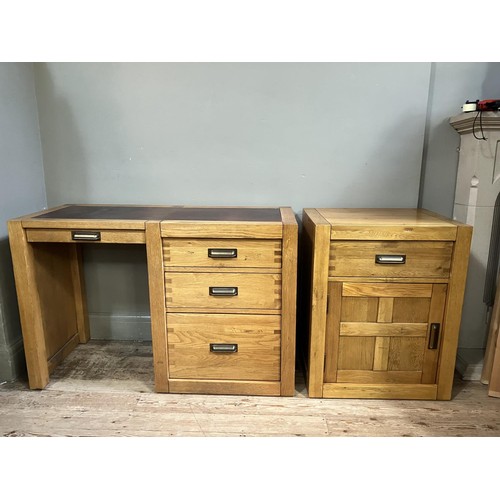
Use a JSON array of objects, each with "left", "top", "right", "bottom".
[{"left": 0, "top": 340, "right": 499, "bottom": 437}]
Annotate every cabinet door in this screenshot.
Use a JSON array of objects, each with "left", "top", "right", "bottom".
[{"left": 324, "top": 282, "right": 447, "bottom": 385}]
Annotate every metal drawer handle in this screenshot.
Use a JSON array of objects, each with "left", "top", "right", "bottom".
[
  {"left": 210, "top": 343, "right": 238, "bottom": 353},
  {"left": 208, "top": 248, "right": 238, "bottom": 259},
  {"left": 209, "top": 287, "right": 238, "bottom": 296},
  {"left": 428, "top": 323, "right": 440, "bottom": 350},
  {"left": 71, "top": 231, "right": 101, "bottom": 241},
  {"left": 375, "top": 254, "right": 406, "bottom": 264}
]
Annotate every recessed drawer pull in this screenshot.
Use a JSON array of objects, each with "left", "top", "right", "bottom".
[
  {"left": 375, "top": 254, "right": 406, "bottom": 264},
  {"left": 71, "top": 231, "right": 101, "bottom": 241},
  {"left": 208, "top": 248, "right": 238, "bottom": 259},
  {"left": 209, "top": 286, "right": 238, "bottom": 296},
  {"left": 210, "top": 343, "right": 238, "bottom": 353}
]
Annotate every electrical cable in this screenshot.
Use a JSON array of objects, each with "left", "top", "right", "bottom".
[{"left": 473, "top": 110, "right": 487, "bottom": 141}]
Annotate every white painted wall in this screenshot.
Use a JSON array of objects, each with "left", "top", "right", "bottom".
[{"left": 0, "top": 63, "right": 46, "bottom": 380}]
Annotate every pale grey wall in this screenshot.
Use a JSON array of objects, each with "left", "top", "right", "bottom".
[
  {"left": 5, "top": 62, "right": 495, "bottom": 351},
  {"left": 2, "top": 62, "right": 496, "bottom": 375},
  {"left": 482, "top": 63, "right": 500, "bottom": 97},
  {"left": 36, "top": 63, "right": 431, "bottom": 210},
  {"left": 0, "top": 63, "right": 47, "bottom": 381},
  {"left": 34, "top": 62, "right": 432, "bottom": 340},
  {"left": 418, "top": 63, "right": 500, "bottom": 351}
]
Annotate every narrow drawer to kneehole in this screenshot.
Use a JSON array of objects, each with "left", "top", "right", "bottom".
[
  {"left": 25, "top": 228, "right": 145, "bottom": 244},
  {"left": 162, "top": 238, "right": 282, "bottom": 268},
  {"left": 167, "top": 313, "right": 281, "bottom": 381},
  {"left": 165, "top": 272, "right": 282, "bottom": 310},
  {"left": 329, "top": 241, "right": 453, "bottom": 278}
]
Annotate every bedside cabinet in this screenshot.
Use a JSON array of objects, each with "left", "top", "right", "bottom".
[
  {"left": 303, "top": 208, "right": 472, "bottom": 400},
  {"left": 147, "top": 207, "right": 298, "bottom": 396}
]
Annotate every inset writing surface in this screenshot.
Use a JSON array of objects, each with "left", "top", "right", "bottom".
[{"left": 35, "top": 205, "right": 282, "bottom": 222}]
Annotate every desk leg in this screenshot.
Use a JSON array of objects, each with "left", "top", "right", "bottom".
[
  {"left": 70, "top": 245, "right": 90, "bottom": 344},
  {"left": 146, "top": 222, "right": 169, "bottom": 393},
  {"left": 8, "top": 222, "right": 88, "bottom": 389},
  {"left": 8, "top": 221, "right": 50, "bottom": 389}
]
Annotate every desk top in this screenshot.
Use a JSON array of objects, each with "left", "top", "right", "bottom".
[
  {"left": 13, "top": 205, "right": 294, "bottom": 240},
  {"left": 34, "top": 205, "right": 282, "bottom": 222}
]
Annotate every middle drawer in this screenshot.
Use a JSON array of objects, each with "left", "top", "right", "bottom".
[
  {"left": 163, "top": 238, "right": 282, "bottom": 268},
  {"left": 165, "top": 272, "right": 282, "bottom": 310}
]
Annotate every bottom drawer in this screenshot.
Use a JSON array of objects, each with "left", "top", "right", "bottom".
[{"left": 167, "top": 313, "right": 281, "bottom": 381}]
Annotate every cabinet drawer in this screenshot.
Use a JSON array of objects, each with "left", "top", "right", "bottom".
[
  {"left": 26, "top": 228, "right": 145, "bottom": 244},
  {"left": 329, "top": 241, "right": 453, "bottom": 278},
  {"left": 163, "top": 238, "right": 281, "bottom": 268},
  {"left": 167, "top": 313, "right": 281, "bottom": 381},
  {"left": 165, "top": 272, "right": 281, "bottom": 310}
]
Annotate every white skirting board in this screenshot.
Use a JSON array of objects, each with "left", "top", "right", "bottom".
[{"left": 455, "top": 348, "right": 485, "bottom": 381}]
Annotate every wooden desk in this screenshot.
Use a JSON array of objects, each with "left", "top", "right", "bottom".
[{"left": 8, "top": 204, "right": 298, "bottom": 396}]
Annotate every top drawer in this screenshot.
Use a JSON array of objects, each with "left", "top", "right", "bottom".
[
  {"left": 329, "top": 241, "right": 453, "bottom": 278},
  {"left": 163, "top": 238, "right": 282, "bottom": 268}
]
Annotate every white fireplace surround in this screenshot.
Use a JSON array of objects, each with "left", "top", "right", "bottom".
[{"left": 450, "top": 111, "right": 500, "bottom": 380}]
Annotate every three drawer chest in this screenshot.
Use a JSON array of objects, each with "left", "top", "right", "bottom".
[{"left": 302, "top": 208, "right": 472, "bottom": 400}]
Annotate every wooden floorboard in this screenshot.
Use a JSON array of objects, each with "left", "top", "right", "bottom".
[{"left": 0, "top": 340, "right": 499, "bottom": 437}]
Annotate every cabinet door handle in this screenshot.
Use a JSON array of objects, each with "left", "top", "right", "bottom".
[
  {"left": 375, "top": 254, "right": 406, "bottom": 264},
  {"left": 71, "top": 231, "right": 101, "bottom": 241},
  {"left": 209, "top": 287, "right": 238, "bottom": 296},
  {"left": 210, "top": 343, "right": 238, "bottom": 353},
  {"left": 428, "top": 323, "right": 440, "bottom": 349},
  {"left": 208, "top": 248, "right": 238, "bottom": 259}
]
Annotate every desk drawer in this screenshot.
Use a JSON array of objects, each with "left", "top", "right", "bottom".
[
  {"left": 26, "top": 228, "right": 145, "bottom": 244},
  {"left": 163, "top": 238, "right": 281, "bottom": 268},
  {"left": 165, "top": 272, "right": 281, "bottom": 310},
  {"left": 167, "top": 313, "right": 281, "bottom": 380},
  {"left": 329, "top": 241, "right": 453, "bottom": 278}
]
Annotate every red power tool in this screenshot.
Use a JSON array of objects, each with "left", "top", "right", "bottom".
[
  {"left": 478, "top": 99, "right": 500, "bottom": 111},
  {"left": 464, "top": 99, "right": 500, "bottom": 112}
]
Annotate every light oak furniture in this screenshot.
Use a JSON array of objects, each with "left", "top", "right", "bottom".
[
  {"left": 303, "top": 208, "right": 472, "bottom": 400},
  {"left": 8, "top": 205, "right": 297, "bottom": 396},
  {"left": 482, "top": 283, "right": 500, "bottom": 393}
]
